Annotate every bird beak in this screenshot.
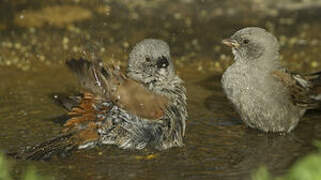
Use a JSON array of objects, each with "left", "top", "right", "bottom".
[{"left": 222, "top": 39, "right": 240, "bottom": 48}]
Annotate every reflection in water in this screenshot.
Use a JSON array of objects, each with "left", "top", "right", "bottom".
[{"left": 0, "top": 0, "right": 321, "bottom": 179}]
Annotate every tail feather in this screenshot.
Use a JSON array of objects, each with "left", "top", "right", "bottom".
[
  {"left": 307, "top": 71, "right": 321, "bottom": 85},
  {"left": 310, "top": 71, "right": 321, "bottom": 87},
  {"left": 306, "top": 71, "right": 321, "bottom": 103},
  {"left": 7, "top": 133, "right": 76, "bottom": 161}
]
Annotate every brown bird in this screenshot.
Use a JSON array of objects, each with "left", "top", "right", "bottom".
[{"left": 10, "top": 39, "right": 187, "bottom": 160}]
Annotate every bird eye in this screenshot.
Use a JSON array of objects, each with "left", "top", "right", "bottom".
[
  {"left": 145, "top": 57, "right": 151, "bottom": 62},
  {"left": 156, "top": 56, "right": 169, "bottom": 69},
  {"left": 243, "top": 39, "right": 250, "bottom": 44}
]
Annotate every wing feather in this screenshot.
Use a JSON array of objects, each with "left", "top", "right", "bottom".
[{"left": 272, "top": 70, "right": 321, "bottom": 109}]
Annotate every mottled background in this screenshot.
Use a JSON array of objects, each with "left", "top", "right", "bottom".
[{"left": 0, "top": 0, "right": 321, "bottom": 179}]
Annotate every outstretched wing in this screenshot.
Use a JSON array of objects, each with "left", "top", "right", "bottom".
[
  {"left": 66, "top": 58, "right": 169, "bottom": 120},
  {"left": 66, "top": 58, "right": 112, "bottom": 98},
  {"left": 51, "top": 93, "right": 82, "bottom": 111},
  {"left": 272, "top": 70, "right": 321, "bottom": 109},
  {"left": 9, "top": 92, "right": 111, "bottom": 160}
]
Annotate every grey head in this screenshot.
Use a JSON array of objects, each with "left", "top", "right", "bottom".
[
  {"left": 127, "top": 39, "right": 176, "bottom": 86},
  {"left": 222, "top": 27, "right": 280, "bottom": 63}
]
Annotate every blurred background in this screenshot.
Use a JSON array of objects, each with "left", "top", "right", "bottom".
[{"left": 0, "top": 0, "right": 320, "bottom": 179}]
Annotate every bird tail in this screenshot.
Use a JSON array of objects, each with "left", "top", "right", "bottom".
[
  {"left": 306, "top": 71, "right": 321, "bottom": 104},
  {"left": 7, "top": 133, "right": 76, "bottom": 160}
]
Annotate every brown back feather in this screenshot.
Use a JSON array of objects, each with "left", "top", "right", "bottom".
[{"left": 272, "top": 70, "right": 320, "bottom": 109}]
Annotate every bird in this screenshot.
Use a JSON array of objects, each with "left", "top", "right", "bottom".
[
  {"left": 10, "top": 39, "right": 187, "bottom": 160},
  {"left": 221, "top": 27, "right": 321, "bottom": 133}
]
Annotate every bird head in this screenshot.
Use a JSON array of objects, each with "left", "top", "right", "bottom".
[
  {"left": 127, "top": 39, "right": 176, "bottom": 86},
  {"left": 222, "top": 27, "right": 280, "bottom": 62}
]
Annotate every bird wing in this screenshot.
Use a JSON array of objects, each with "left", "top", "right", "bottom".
[
  {"left": 9, "top": 58, "right": 170, "bottom": 160},
  {"left": 51, "top": 93, "right": 82, "bottom": 111},
  {"left": 66, "top": 58, "right": 169, "bottom": 120},
  {"left": 111, "top": 78, "right": 169, "bottom": 120},
  {"left": 63, "top": 92, "right": 111, "bottom": 145},
  {"left": 66, "top": 58, "right": 111, "bottom": 98},
  {"left": 9, "top": 92, "right": 111, "bottom": 160},
  {"left": 8, "top": 59, "right": 113, "bottom": 160},
  {"left": 272, "top": 70, "right": 321, "bottom": 109}
]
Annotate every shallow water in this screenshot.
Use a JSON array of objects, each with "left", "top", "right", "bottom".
[{"left": 0, "top": 0, "right": 321, "bottom": 179}]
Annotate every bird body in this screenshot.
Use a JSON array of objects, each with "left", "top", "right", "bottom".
[
  {"left": 222, "top": 27, "right": 320, "bottom": 133},
  {"left": 222, "top": 58, "right": 303, "bottom": 132}
]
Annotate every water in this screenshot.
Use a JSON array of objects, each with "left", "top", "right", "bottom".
[{"left": 0, "top": 0, "right": 321, "bottom": 179}]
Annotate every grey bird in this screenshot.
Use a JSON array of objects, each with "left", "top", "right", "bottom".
[
  {"left": 221, "top": 27, "right": 321, "bottom": 133},
  {"left": 10, "top": 39, "right": 187, "bottom": 160}
]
